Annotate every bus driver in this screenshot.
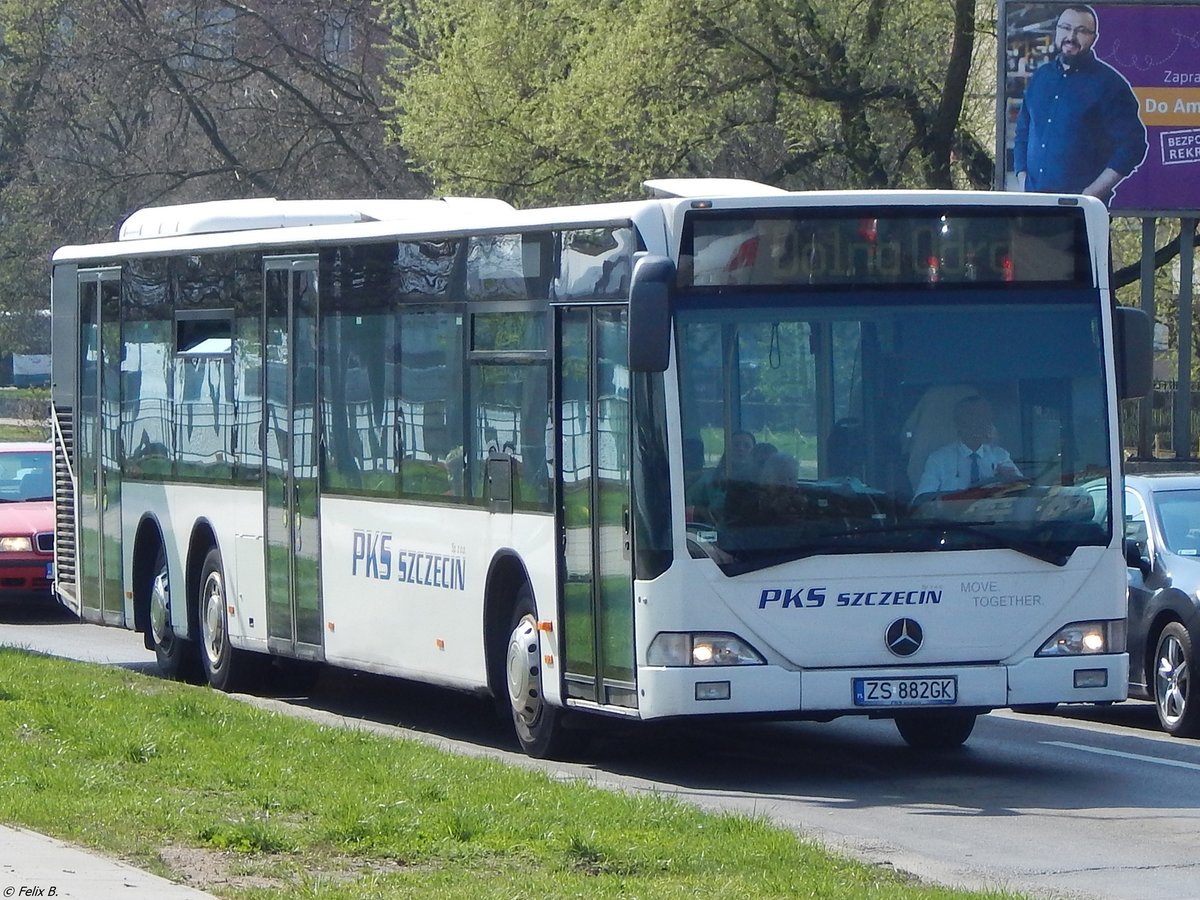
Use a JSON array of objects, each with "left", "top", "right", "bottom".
[{"left": 914, "top": 395, "right": 1021, "bottom": 498}]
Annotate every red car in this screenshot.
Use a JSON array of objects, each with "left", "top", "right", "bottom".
[{"left": 0, "top": 442, "right": 54, "bottom": 597}]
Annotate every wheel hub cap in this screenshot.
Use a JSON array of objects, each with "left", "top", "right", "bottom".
[
  {"left": 202, "top": 573, "right": 225, "bottom": 665},
  {"left": 506, "top": 616, "right": 541, "bottom": 726},
  {"left": 1156, "top": 635, "right": 1189, "bottom": 725},
  {"left": 150, "top": 569, "right": 170, "bottom": 644}
]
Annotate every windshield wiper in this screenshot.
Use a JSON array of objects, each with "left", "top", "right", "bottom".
[
  {"left": 823, "top": 523, "right": 1076, "bottom": 565},
  {"left": 931, "top": 520, "right": 1076, "bottom": 566},
  {"left": 716, "top": 526, "right": 936, "bottom": 575},
  {"left": 715, "top": 520, "right": 1080, "bottom": 574}
]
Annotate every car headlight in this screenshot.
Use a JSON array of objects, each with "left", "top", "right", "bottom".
[
  {"left": 0, "top": 536, "right": 33, "bottom": 553},
  {"left": 647, "top": 632, "right": 765, "bottom": 667},
  {"left": 1037, "top": 619, "right": 1125, "bottom": 656}
]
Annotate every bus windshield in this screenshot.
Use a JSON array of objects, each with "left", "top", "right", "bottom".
[{"left": 677, "top": 289, "right": 1112, "bottom": 573}]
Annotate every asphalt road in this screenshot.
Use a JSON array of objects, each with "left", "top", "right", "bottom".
[{"left": 2, "top": 595, "right": 1197, "bottom": 900}]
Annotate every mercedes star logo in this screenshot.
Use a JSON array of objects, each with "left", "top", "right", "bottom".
[{"left": 885, "top": 618, "right": 923, "bottom": 657}]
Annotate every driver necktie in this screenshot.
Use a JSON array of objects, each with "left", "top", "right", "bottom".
[{"left": 969, "top": 451, "right": 981, "bottom": 486}]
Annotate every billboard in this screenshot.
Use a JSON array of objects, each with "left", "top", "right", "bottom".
[{"left": 999, "top": 2, "right": 1200, "bottom": 214}]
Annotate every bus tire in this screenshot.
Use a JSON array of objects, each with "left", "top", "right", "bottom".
[
  {"left": 894, "top": 710, "right": 977, "bottom": 750},
  {"left": 198, "top": 546, "right": 259, "bottom": 693},
  {"left": 505, "top": 586, "right": 578, "bottom": 759},
  {"left": 1154, "top": 622, "right": 1199, "bottom": 737},
  {"left": 147, "top": 544, "right": 200, "bottom": 682}
]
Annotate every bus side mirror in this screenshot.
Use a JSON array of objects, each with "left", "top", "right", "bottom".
[
  {"left": 1115, "top": 306, "right": 1152, "bottom": 400},
  {"left": 628, "top": 254, "right": 674, "bottom": 373}
]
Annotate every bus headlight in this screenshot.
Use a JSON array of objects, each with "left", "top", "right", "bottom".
[
  {"left": 1036, "top": 620, "right": 1125, "bottom": 656},
  {"left": 0, "top": 536, "right": 33, "bottom": 553},
  {"left": 647, "top": 632, "right": 765, "bottom": 667}
]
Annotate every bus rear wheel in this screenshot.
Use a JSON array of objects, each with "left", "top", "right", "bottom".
[
  {"left": 505, "top": 588, "right": 576, "bottom": 759},
  {"left": 894, "top": 710, "right": 977, "bottom": 750},
  {"left": 148, "top": 544, "right": 199, "bottom": 681},
  {"left": 198, "top": 546, "right": 260, "bottom": 693}
]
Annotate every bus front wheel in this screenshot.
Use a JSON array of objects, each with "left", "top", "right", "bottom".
[
  {"left": 198, "top": 546, "right": 259, "bottom": 693},
  {"left": 505, "top": 587, "right": 576, "bottom": 759},
  {"left": 894, "top": 710, "right": 977, "bottom": 750}
]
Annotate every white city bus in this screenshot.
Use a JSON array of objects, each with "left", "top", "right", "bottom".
[{"left": 49, "top": 180, "right": 1151, "bottom": 757}]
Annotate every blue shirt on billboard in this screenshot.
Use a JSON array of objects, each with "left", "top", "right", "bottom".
[{"left": 1013, "top": 50, "right": 1147, "bottom": 197}]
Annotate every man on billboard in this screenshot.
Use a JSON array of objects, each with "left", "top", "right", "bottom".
[{"left": 1013, "top": 4, "right": 1147, "bottom": 204}]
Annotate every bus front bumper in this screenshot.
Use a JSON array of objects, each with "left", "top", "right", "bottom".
[{"left": 632, "top": 653, "right": 1128, "bottom": 720}]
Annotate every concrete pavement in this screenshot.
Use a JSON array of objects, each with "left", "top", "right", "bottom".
[{"left": 0, "top": 825, "right": 217, "bottom": 898}]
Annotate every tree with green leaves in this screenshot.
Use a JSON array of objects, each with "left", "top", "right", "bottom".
[{"left": 385, "top": 0, "right": 994, "bottom": 205}]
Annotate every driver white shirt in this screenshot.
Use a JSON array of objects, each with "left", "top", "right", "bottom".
[{"left": 915, "top": 441, "right": 1021, "bottom": 497}]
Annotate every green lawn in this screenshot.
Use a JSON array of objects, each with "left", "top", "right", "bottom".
[
  {"left": 0, "top": 650, "right": 1022, "bottom": 899},
  {"left": 0, "top": 422, "right": 50, "bottom": 442},
  {"left": 0, "top": 387, "right": 50, "bottom": 443}
]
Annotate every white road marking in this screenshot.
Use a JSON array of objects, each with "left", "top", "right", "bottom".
[{"left": 1045, "top": 740, "right": 1200, "bottom": 770}]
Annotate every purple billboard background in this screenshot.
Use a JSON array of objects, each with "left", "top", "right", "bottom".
[{"left": 1002, "top": 3, "right": 1200, "bottom": 214}]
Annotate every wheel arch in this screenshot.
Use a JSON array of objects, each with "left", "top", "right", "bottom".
[
  {"left": 483, "top": 549, "right": 535, "bottom": 700},
  {"left": 131, "top": 513, "right": 167, "bottom": 642},
  {"left": 1142, "top": 602, "right": 1189, "bottom": 692},
  {"left": 185, "top": 520, "right": 220, "bottom": 642}
]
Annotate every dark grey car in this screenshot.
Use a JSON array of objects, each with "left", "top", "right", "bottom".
[{"left": 1124, "top": 472, "right": 1200, "bottom": 737}]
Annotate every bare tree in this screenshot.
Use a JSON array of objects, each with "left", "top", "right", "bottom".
[{"left": 0, "top": 0, "right": 425, "bottom": 350}]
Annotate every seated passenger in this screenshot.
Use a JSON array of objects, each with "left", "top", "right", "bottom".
[
  {"left": 723, "top": 452, "right": 806, "bottom": 529},
  {"left": 760, "top": 451, "right": 798, "bottom": 486},
  {"left": 751, "top": 442, "right": 778, "bottom": 478}
]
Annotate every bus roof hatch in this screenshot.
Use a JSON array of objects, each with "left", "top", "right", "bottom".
[{"left": 642, "top": 178, "right": 789, "bottom": 199}]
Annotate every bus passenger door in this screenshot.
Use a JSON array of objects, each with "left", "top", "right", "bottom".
[
  {"left": 556, "top": 306, "right": 637, "bottom": 710},
  {"left": 262, "top": 257, "right": 324, "bottom": 660},
  {"left": 77, "top": 268, "right": 124, "bottom": 626}
]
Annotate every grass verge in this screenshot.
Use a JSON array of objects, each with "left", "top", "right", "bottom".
[
  {"left": 0, "top": 649, "right": 1021, "bottom": 899},
  {"left": 0, "top": 423, "right": 49, "bottom": 441}
]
